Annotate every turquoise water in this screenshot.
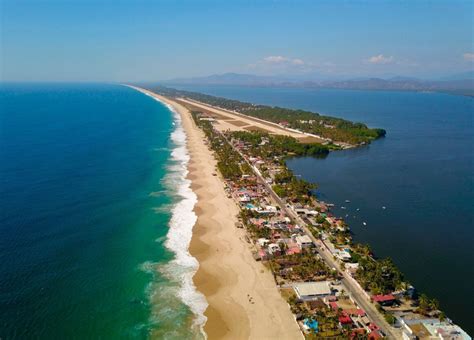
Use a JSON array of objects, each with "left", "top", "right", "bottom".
[
  {"left": 0, "top": 84, "right": 205, "bottom": 339},
  {"left": 173, "top": 85, "right": 473, "bottom": 334}
]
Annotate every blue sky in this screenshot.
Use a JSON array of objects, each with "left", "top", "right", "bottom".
[{"left": 1, "top": 0, "right": 473, "bottom": 81}]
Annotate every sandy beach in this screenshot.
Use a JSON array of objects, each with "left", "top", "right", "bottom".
[{"left": 130, "top": 86, "right": 301, "bottom": 339}]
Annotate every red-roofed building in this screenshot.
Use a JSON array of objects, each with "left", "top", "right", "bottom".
[
  {"left": 372, "top": 294, "right": 396, "bottom": 306},
  {"left": 329, "top": 301, "right": 338, "bottom": 310},
  {"left": 285, "top": 246, "right": 301, "bottom": 255},
  {"left": 368, "top": 323, "right": 379, "bottom": 331},
  {"left": 339, "top": 312, "right": 353, "bottom": 325},
  {"left": 368, "top": 330, "right": 383, "bottom": 339}
]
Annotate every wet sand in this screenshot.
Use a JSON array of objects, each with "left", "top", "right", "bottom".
[{"left": 130, "top": 86, "right": 302, "bottom": 339}]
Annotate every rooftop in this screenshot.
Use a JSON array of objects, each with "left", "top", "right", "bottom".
[{"left": 294, "top": 281, "right": 332, "bottom": 298}]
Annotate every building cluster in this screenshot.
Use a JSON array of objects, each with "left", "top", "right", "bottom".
[
  {"left": 221, "top": 135, "right": 388, "bottom": 338},
  {"left": 192, "top": 110, "right": 470, "bottom": 339}
]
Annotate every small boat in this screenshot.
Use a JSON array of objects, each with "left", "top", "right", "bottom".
[
  {"left": 356, "top": 208, "right": 360, "bottom": 211},
  {"left": 345, "top": 214, "right": 349, "bottom": 218},
  {"left": 341, "top": 206, "right": 346, "bottom": 210},
  {"left": 345, "top": 200, "right": 351, "bottom": 203},
  {"left": 382, "top": 206, "right": 386, "bottom": 210},
  {"left": 362, "top": 222, "right": 367, "bottom": 226}
]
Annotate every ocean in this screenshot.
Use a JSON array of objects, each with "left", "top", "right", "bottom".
[
  {"left": 0, "top": 84, "right": 206, "bottom": 339},
  {"left": 172, "top": 84, "right": 474, "bottom": 334}
]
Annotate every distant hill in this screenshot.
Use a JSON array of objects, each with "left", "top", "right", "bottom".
[
  {"left": 162, "top": 72, "right": 474, "bottom": 96},
  {"left": 438, "top": 70, "right": 474, "bottom": 81},
  {"left": 162, "top": 73, "right": 290, "bottom": 86}
]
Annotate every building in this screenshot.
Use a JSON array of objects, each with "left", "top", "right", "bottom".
[
  {"left": 295, "top": 235, "right": 314, "bottom": 249},
  {"left": 334, "top": 249, "right": 352, "bottom": 262},
  {"left": 267, "top": 243, "right": 281, "bottom": 255},
  {"left": 293, "top": 281, "right": 332, "bottom": 301},
  {"left": 372, "top": 294, "right": 396, "bottom": 306}
]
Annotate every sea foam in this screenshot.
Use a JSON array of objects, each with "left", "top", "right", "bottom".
[{"left": 145, "top": 92, "right": 208, "bottom": 338}]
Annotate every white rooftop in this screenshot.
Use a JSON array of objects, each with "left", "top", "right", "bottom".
[
  {"left": 296, "top": 235, "right": 313, "bottom": 244},
  {"left": 294, "top": 281, "right": 331, "bottom": 298}
]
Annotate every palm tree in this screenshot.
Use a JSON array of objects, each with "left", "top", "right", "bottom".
[
  {"left": 429, "top": 298, "right": 440, "bottom": 311},
  {"left": 418, "top": 293, "right": 430, "bottom": 312}
]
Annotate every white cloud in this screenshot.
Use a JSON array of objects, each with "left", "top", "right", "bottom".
[
  {"left": 367, "top": 54, "right": 394, "bottom": 64},
  {"left": 263, "top": 55, "right": 288, "bottom": 63},
  {"left": 263, "top": 55, "right": 305, "bottom": 65},
  {"left": 463, "top": 53, "right": 474, "bottom": 61},
  {"left": 291, "top": 58, "right": 305, "bottom": 65}
]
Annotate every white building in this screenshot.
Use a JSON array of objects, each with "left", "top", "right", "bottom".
[
  {"left": 295, "top": 235, "right": 314, "bottom": 249},
  {"left": 257, "top": 238, "right": 270, "bottom": 247},
  {"left": 267, "top": 243, "right": 281, "bottom": 255},
  {"left": 293, "top": 281, "right": 332, "bottom": 301}
]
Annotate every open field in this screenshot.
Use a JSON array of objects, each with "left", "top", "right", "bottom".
[{"left": 176, "top": 98, "right": 327, "bottom": 144}]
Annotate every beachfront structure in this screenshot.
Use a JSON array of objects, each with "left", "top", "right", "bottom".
[{"left": 293, "top": 281, "right": 332, "bottom": 301}]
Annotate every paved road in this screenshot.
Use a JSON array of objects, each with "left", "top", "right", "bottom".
[{"left": 219, "top": 131, "right": 399, "bottom": 339}]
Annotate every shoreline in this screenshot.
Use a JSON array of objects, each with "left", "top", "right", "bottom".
[{"left": 128, "top": 86, "right": 302, "bottom": 339}]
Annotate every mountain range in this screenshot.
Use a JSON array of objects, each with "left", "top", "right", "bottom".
[{"left": 161, "top": 72, "right": 474, "bottom": 96}]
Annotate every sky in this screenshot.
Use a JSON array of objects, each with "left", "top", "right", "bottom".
[{"left": 1, "top": 0, "right": 473, "bottom": 82}]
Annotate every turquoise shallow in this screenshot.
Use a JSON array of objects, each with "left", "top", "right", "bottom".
[{"left": 0, "top": 84, "right": 202, "bottom": 339}]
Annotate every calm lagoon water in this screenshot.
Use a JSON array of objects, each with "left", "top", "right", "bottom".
[
  {"left": 173, "top": 84, "right": 473, "bottom": 334},
  {"left": 0, "top": 84, "right": 205, "bottom": 339}
]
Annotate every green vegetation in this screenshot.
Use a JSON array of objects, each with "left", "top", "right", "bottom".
[
  {"left": 244, "top": 106, "right": 386, "bottom": 144},
  {"left": 149, "top": 85, "right": 386, "bottom": 145},
  {"left": 384, "top": 313, "right": 396, "bottom": 325},
  {"left": 273, "top": 251, "right": 334, "bottom": 281},
  {"left": 230, "top": 130, "right": 330, "bottom": 157},
  {"left": 417, "top": 293, "right": 440, "bottom": 315},
  {"left": 271, "top": 167, "right": 316, "bottom": 204},
  {"left": 190, "top": 111, "right": 243, "bottom": 180},
  {"left": 356, "top": 257, "right": 404, "bottom": 294}
]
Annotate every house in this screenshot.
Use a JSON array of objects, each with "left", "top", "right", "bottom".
[
  {"left": 372, "top": 294, "right": 396, "bottom": 306},
  {"left": 368, "top": 330, "right": 383, "bottom": 339},
  {"left": 257, "top": 238, "right": 270, "bottom": 247},
  {"left": 334, "top": 249, "right": 352, "bottom": 262},
  {"left": 237, "top": 193, "right": 251, "bottom": 202},
  {"left": 423, "top": 321, "right": 470, "bottom": 340},
  {"left": 339, "top": 312, "right": 353, "bottom": 325},
  {"left": 345, "top": 262, "right": 359, "bottom": 274},
  {"left": 267, "top": 243, "right": 281, "bottom": 255},
  {"left": 293, "top": 281, "right": 332, "bottom": 301},
  {"left": 295, "top": 235, "right": 314, "bottom": 249},
  {"left": 306, "top": 299, "right": 327, "bottom": 311}
]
